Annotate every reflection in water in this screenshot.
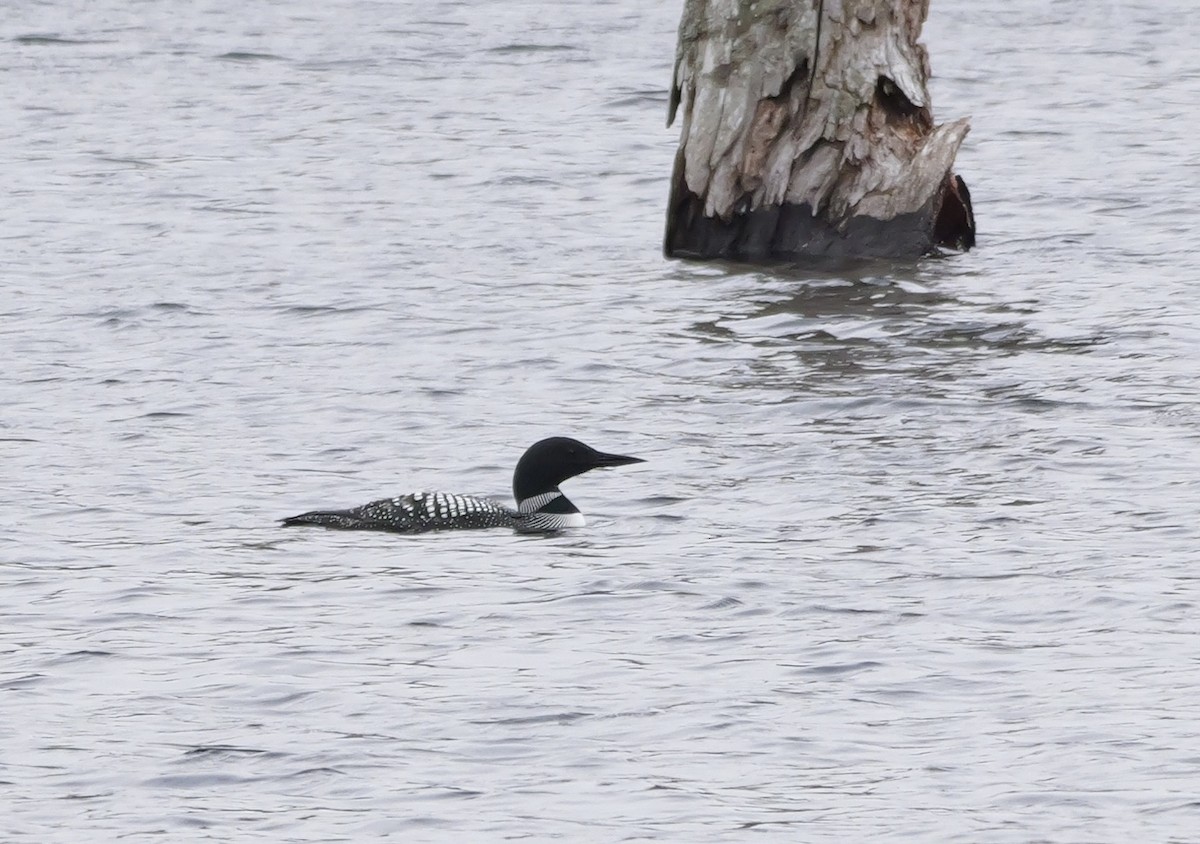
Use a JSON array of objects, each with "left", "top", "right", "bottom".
[{"left": 687, "top": 271, "right": 1108, "bottom": 403}]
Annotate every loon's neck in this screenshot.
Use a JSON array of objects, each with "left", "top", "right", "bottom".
[
  {"left": 514, "top": 490, "right": 586, "bottom": 532},
  {"left": 517, "top": 489, "right": 578, "bottom": 515}
]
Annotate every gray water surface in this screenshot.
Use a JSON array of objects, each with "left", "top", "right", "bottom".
[{"left": 3, "top": 1, "right": 1200, "bottom": 841}]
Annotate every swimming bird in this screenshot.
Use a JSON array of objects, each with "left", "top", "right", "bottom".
[{"left": 280, "top": 437, "right": 644, "bottom": 534}]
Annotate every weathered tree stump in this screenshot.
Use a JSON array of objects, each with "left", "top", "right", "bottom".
[{"left": 665, "top": 0, "right": 975, "bottom": 262}]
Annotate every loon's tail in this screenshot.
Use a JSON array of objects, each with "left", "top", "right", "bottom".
[{"left": 280, "top": 510, "right": 363, "bottom": 529}]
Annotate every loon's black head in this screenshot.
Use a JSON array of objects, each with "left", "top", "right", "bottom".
[{"left": 512, "top": 437, "right": 644, "bottom": 505}]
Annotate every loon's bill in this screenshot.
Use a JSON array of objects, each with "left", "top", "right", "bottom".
[{"left": 281, "top": 437, "right": 644, "bottom": 535}]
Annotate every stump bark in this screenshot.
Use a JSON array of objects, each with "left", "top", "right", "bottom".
[{"left": 665, "top": 0, "right": 975, "bottom": 262}]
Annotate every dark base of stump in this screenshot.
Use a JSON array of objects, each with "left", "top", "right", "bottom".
[{"left": 665, "top": 175, "right": 975, "bottom": 263}]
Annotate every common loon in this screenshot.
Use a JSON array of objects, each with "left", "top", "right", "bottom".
[{"left": 281, "top": 437, "right": 644, "bottom": 534}]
